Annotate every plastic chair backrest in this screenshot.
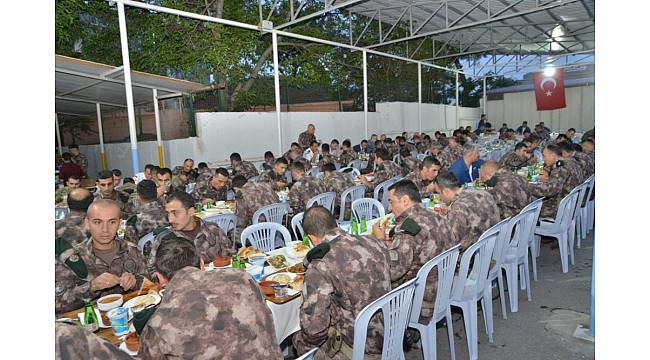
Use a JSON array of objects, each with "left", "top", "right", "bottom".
[
  {"left": 284, "top": 171, "right": 293, "bottom": 185},
  {"left": 291, "top": 212, "right": 304, "bottom": 240},
  {"left": 451, "top": 225, "right": 498, "bottom": 301},
  {"left": 306, "top": 192, "right": 336, "bottom": 214},
  {"left": 511, "top": 206, "right": 540, "bottom": 259},
  {"left": 348, "top": 160, "right": 363, "bottom": 170},
  {"left": 351, "top": 198, "right": 386, "bottom": 222},
  {"left": 137, "top": 232, "right": 155, "bottom": 255},
  {"left": 307, "top": 167, "right": 320, "bottom": 177},
  {"left": 571, "top": 182, "right": 588, "bottom": 219},
  {"left": 55, "top": 207, "right": 69, "bottom": 221},
  {"left": 339, "top": 185, "right": 367, "bottom": 222},
  {"left": 410, "top": 245, "right": 460, "bottom": 324},
  {"left": 249, "top": 175, "right": 260, "bottom": 182},
  {"left": 252, "top": 202, "right": 289, "bottom": 224},
  {"left": 338, "top": 166, "right": 361, "bottom": 179},
  {"left": 411, "top": 150, "right": 418, "bottom": 159},
  {"left": 582, "top": 175, "right": 595, "bottom": 207},
  {"left": 296, "top": 348, "right": 318, "bottom": 360},
  {"left": 416, "top": 153, "right": 427, "bottom": 161},
  {"left": 424, "top": 150, "right": 432, "bottom": 156},
  {"left": 393, "top": 154, "right": 401, "bottom": 163},
  {"left": 203, "top": 213, "right": 237, "bottom": 234},
  {"left": 185, "top": 182, "right": 196, "bottom": 194},
  {"left": 373, "top": 178, "right": 395, "bottom": 209},
  {"left": 555, "top": 188, "right": 581, "bottom": 231},
  {"left": 487, "top": 217, "right": 513, "bottom": 270},
  {"left": 240, "top": 222, "right": 291, "bottom": 252},
  {"left": 352, "top": 278, "right": 418, "bottom": 360}
]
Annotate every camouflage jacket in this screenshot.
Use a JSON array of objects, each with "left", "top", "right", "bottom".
[
  {"left": 191, "top": 177, "right": 228, "bottom": 203},
  {"left": 56, "top": 210, "right": 89, "bottom": 246},
  {"left": 447, "top": 188, "right": 500, "bottom": 251},
  {"left": 573, "top": 151, "right": 595, "bottom": 179},
  {"left": 323, "top": 171, "right": 356, "bottom": 207},
  {"left": 55, "top": 323, "right": 132, "bottom": 360},
  {"left": 258, "top": 170, "right": 287, "bottom": 191},
  {"left": 115, "top": 182, "right": 137, "bottom": 195},
  {"left": 498, "top": 150, "right": 530, "bottom": 170},
  {"left": 71, "top": 153, "right": 88, "bottom": 175},
  {"left": 298, "top": 131, "right": 316, "bottom": 149},
  {"left": 288, "top": 175, "right": 326, "bottom": 214},
  {"left": 236, "top": 181, "right": 280, "bottom": 228},
  {"left": 94, "top": 190, "right": 133, "bottom": 219},
  {"left": 171, "top": 175, "right": 187, "bottom": 192},
  {"left": 232, "top": 160, "right": 259, "bottom": 180},
  {"left": 401, "top": 157, "right": 420, "bottom": 176},
  {"left": 124, "top": 200, "right": 169, "bottom": 245},
  {"left": 173, "top": 166, "right": 198, "bottom": 182},
  {"left": 55, "top": 186, "right": 72, "bottom": 205},
  {"left": 403, "top": 171, "right": 433, "bottom": 198},
  {"left": 437, "top": 146, "right": 462, "bottom": 168},
  {"left": 148, "top": 217, "right": 233, "bottom": 276},
  {"left": 293, "top": 229, "right": 391, "bottom": 358},
  {"left": 487, "top": 168, "right": 531, "bottom": 220},
  {"left": 563, "top": 156, "right": 585, "bottom": 187},
  {"left": 140, "top": 267, "right": 283, "bottom": 360},
  {"left": 530, "top": 162, "right": 573, "bottom": 218},
  {"left": 370, "top": 160, "right": 403, "bottom": 190},
  {"left": 385, "top": 143, "right": 399, "bottom": 158},
  {"left": 582, "top": 128, "right": 595, "bottom": 142},
  {"left": 338, "top": 150, "right": 356, "bottom": 167},
  {"left": 415, "top": 142, "right": 428, "bottom": 154},
  {"left": 195, "top": 167, "right": 214, "bottom": 184},
  {"left": 385, "top": 205, "right": 456, "bottom": 321},
  {"left": 319, "top": 153, "right": 338, "bottom": 169},
  {"left": 55, "top": 238, "right": 147, "bottom": 315}
]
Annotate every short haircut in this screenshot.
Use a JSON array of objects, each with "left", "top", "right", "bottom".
[
  {"left": 310, "top": 140, "right": 319, "bottom": 147},
  {"left": 321, "top": 143, "right": 330, "bottom": 152},
  {"left": 571, "top": 143, "right": 583, "bottom": 152},
  {"left": 112, "top": 169, "right": 122, "bottom": 177},
  {"left": 581, "top": 139, "right": 594, "bottom": 146},
  {"left": 183, "top": 158, "right": 194, "bottom": 164},
  {"left": 214, "top": 167, "right": 229, "bottom": 178},
  {"left": 264, "top": 151, "right": 274, "bottom": 158},
  {"left": 153, "top": 166, "right": 161, "bottom": 172},
  {"left": 375, "top": 148, "right": 391, "bottom": 161},
  {"left": 342, "top": 139, "right": 351, "bottom": 147},
  {"left": 123, "top": 178, "right": 135, "bottom": 184},
  {"left": 527, "top": 133, "right": 541, "bottom": 142},
  {"left": 68, "top": 174, "right": 81, "bottom": 182},
  {"left": 419, "top": 156, "right": 440, "bottom": 170},
  {"left": 229, "top": 152, "right": 242, "bottom": 162},
  {"left": 361, "top": 139, "right": 368, "bottom": 144},
  {"left": 291, "top": 161, "right": 306, "bottom": 173},
  {"left": 158, "top": 167, "right": 172, "bottom": 177},
  {"left": 137, "top": 180, "right": 157, "bottom": 201},
  {"left": 154, "top": 237, "right": 199, "bottom": 280},
  {"left": 302, "top": 206, "right": 338, "bottom": 238},
  {"left": 62, "top": 152, "right": 71, "bottom": 161},
  {"left": 331, "top": 139, "right": 339, "bottom": 145},
  {"left": 515, "top": 142, "right": 528, "bottom": 151},
  {"left": 523, "top": 121, "right": 528, "bottom": 124},
  {"left": 462, "top": 143, "right": 478, "bottom": 155},
  {"left": 544, "top": 144, "right": 563, "bottom": 156},
  {"left": 399, "top": 147, "right": 411, "bottom": 157},
  {"left": 568, "top": 128, "right": 576, "bottom": 132},
  {"left": 291, "top": 142, "right": 300, "bottom": 148},
  {"left": 502, "top": 123, "right": 507, "bottom": 127},
  {"left": 322, "top": 163, "right": 336, "bottom": 172},
  {"left": 144, "top": 164, "right": 155, "bottom": 171},
  {"left": 98, "top": 170, "right": 113, "bottom": 180},
  {"left": 198, "top": 162, "right": 208, "bottom": 169},
  {"left": 388, "top": 179, "right": 421, "bottom": 203},
  {"left": 67, "top": 189, "right": 94, "bottom": 212},
  {"left": 435, "top": 170, "right": 461, "bottom": 190},
  {"left": 558, "top": 141, "right": 575, "bottom": 153},
  {"left": 231, "top": 175, "right": 248, "bottom": 189},
  {"left": 452, "top": 129, "right": 461, "bottom": 137},
  {"left": 68, "top": 144, "right": 79, "bottom": 149},
  {"left": 275, "top": 157, "right": 288, "bottom": 165},
  {"left": 166, "top": 190, "right": 195, "bottom": 209},
  {"left": 556, "top": 134, "right": 569, "bottom": 141}
]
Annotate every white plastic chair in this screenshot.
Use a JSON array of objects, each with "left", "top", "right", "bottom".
[
  {"left": 202, "top": 213, "right": 238, "bottom": 251},
  {"left": 338, "top": 166, "right": 361, "bottom": 179},
  {"left": 416, "top": 153, "right": 427, "bottom": 161},
  {"left": 373, "top": 178, "right": 397, "bottom": 210},
  {"left": 338, "top": 185, "right": 367, "bottom": 223},
  {"left": 307, "top": 167, "right": 320, "bottom": 177},
  {"left": 522, "top": 198, "right": 544, "bottom": 282},
  {"left": 249, "top": 175, "right": 260, "bottom": 182},
  {"left": 393, "top": 154, "right": 401, "bottom": 163},
  {"left": 55, "top": 207, "right": 69, "bottom": 221},
  {"left": 240, "top": 222, "right": 291, "bottom": 253},
  {"left": 347, "top": 159, "right": 363, "bottom": 170},
  {"left": 306, "top": 192, "right": 336, "bottom": 214},
  {"left": 291, "top": 212, "right": 304, "bottom": 240},
  {"left": 481, "top": 217, "right": 512, "bottom": 320},
  {"left": 569, "top": 181, "right": 589, "bottom": 251},
  {"left": 450, "top": 224, "right": 499, "bottom": 360},
  {"left": 137, "top": 232, "right": 155, "bottom": 255},
  {"left": 534, "top": 188, "right": 580, "bottom": 273},
  {"left": 351, "top": 198, "right": 385, "bottom": 223},
  {"left": 586, "top": 177, "right": 595, "bottom": 232},
  {"left": 352, "top": 278, "right": 418, "bottom": 360},
  {"left": 580, "top": 175, "right": 595, "bottom": 240},
  {"left": 296, "top": 348, "right": 318, "bottom": 360},
  {"left": 252, "top": 203, "right": 289, "bottom": 225},
  {"left": 577, "top": 175, "right": 595, "bottom": 246},
  {"left": 408, "top": 245, "right": 460, "bottom": 360},
  {"left": 185, "top": 182, "right": 196, "bottom": 194}
]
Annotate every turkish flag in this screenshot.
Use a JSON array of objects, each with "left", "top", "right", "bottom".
[{"left": 533, "top": 69, "right": 566, "bottom": 111}]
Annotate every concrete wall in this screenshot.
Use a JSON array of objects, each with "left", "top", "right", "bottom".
[
  {"left": 485, "top": 85, "right": 595, "bottom": 132},
  {"left": 78, "top": 102, "right": 481, "bottom": 178}
]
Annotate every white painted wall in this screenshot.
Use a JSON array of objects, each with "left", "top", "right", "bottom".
[
  {"left": 485, "top": 85, "right": 595, "bottom": 132},
  {"left": 79, "top": 102, "right": 481, "bottom": 178}
]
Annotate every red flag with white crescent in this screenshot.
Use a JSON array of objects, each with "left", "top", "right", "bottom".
[{"left": 533, "top": 69, "right": 566, "bottom": 111}]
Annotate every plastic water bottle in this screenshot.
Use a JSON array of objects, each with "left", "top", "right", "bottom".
[
  {"left": 360, "top": 216, "right": 367, "bottom": 233},
  {"left": 351, "top": 218, "right": 359, "bottom": 235}
]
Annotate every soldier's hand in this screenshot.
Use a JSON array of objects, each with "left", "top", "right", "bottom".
[
  {"left": 276, "top": 181, "right": 287, "bottom": 189},
  {"left": 360, "top": 176, "right": 371, "bottom": 186},
  {"left": 425, "top": 182, "right": 438, "bottom": 193},
  {"left": 200, "top": 198, "right": 213, "bottom": 206},
  {"left": 199, "top": 257, "right": 205, "bottom": 271},
  {"left": 119, "top": 272, "right": 137, "bottom": 291},
  {"left": 371, "top": 222, "right": 387, "bottom": 242},
  {"left": 90, "top": 273, "right": 121, "bottom": 292}
]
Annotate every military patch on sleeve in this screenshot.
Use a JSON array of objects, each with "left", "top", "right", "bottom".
[
  {"left": 126, "top": 214, "right": 138, "bottom": 227},
  {"left": 56, "top": 237, "right": 88, "bottom": 279},
  {"left": 389, "top": 249, "right": 399, "bottom": 261},
  {"left": 401, "top": 218, "right": 422, "bottom": 236}
]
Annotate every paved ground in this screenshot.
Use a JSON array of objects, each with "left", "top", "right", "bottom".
[{"left": 405, "top": 232, "right": 595, "bottom": 360}]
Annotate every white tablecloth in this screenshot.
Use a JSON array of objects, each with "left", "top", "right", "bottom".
[{"left": 267, "top": 296, "right": 303, "bottom": 343}]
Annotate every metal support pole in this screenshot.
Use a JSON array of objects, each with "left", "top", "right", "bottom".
[
  {"left": 272, "top": 32, "right": 283, "bottom": 155},
  {"left": 483, "top": 76, "right": 487, "bottom": 116},
  {"left": 117, "top": 0, "right": 140, "bottom": 176},
  {"left": 55, "top": 113, "right": 63, "bottom": 156},
  {"left": 96, "top": 103, "right": 107, "bottom": 171},
  {"left": 418, "top": 63, "right": 422, "bottom": 133},
  {"left": 455, "top": 71, "right": 459, "bottom": 129},
  {"left": 153, "top": 89, "right": 165, "bottom": 167},
  {"left": 363, "top": 50, "right": 369, "bottom": 140}
]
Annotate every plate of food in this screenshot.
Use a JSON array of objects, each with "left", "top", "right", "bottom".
[
  {"left": 123, "top": 293, "right": 161, "bottom": 314},
  {"left": 237, "top": 246, "right": 264, "bottom": 260},
  {"left": 287, "top": 262, "right": 307, "bottom": 275},
  {"left": 265, "top": 272, "right": 305, "bottom": 291},
  {"left": 288, "top": 243, "right": 310, "bottom": 258},
  {"left": 268, "top": 254, "right": 289, "bottom": 269}
]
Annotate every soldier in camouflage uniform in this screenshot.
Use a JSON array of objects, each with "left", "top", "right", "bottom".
[
  {"left": 560, "top": 142, "right": 594, "bottom": 180},
  {"left": 261, "top": 151, "right": 276, "bottom": 171},
  {"left": 338, "top": 140, "right": 356, "bottom": 167},
  {"left": 582, "top": 127, "right": 595, "bottom": 143},
  {"left": 559, "top": 145, "right": 585, "bottom": 187},
  {"left": 498, "top": 142, "right": 535, "bottom": 170},
  {"left": 530, "top": 144, "right": 576, "bottom": 218},
  {"left": 258, "top": 157, "right": 289, "bottom": 191},
  {"left": 436, "top": 170, "right": 500, "bottom": 251},
  {"left": 293, "top": 206, "right": 392, "bottom": 359},
  {"left": 480, "top": 160, "right": 531, "bottom": 220},
  {"left": 55, "top": 323, "right": 132, "bottom": 359},
  {"left": 55, "top": 175, "right": 82, "bottom": 205},
  {"left": 230, "top": 152, "right": 259, "bottom": 179},
  {"left": 399, "top": 147, "right": 420, "bottom": 176},
  {"left": 359, "top": 148, "right": 402, "bottom": 191},
  {"left": 298, "top": 124, "right": 317, "bottom": 149},
  {"left": 437, "top": 137, "right": 463, "bottom": 168},
  {"left": 191, "top": 167, "right": 230, "bottom": 205},
  {"left": 140, "top": 238, "right": 282, "bottom": 360},
  {"left": 371, "top": 180, "right": 456, "bottom": 322},
  {"left": 231, "top": 175, "right": 280, "bottom": 229},
  {"left": 94, "top": 170, "right": 133, "bottom": 219},
  {"left": 115, "top": 178, "right": 137, "bottom": 195},
  {"left": 171, "top": 172, "right": 189, "bottom": 192},
  {"left": 319, "top": 143, "right": 338, "bottom": 170},
  {"left": 56, "top": 188, "right": 93, "bottom": 246},
  {"left": 68, "top": 144, "right": 88, "bottom": 176},
  {"left": 322, "top": 163, "right": 356, "bottom": 209},
  {"left": 194, "top": 162, "right": 213, "bottom": 184},
  {"left": 55, "top": 200, "right": 147, "bottom": 315},
  {"left": 124, "top": 180, "right": 169, "bottom": 247},
  {"left": 403, "top": 156, "right": 440, "bottom": 198},
  {"left": 172, "top": 158, "right": 197, "bottom": 182},
  {"left": 288, "top": 161, "right": 326, "bottom": 215},
  {"left": 148, "top": 191, "right": 233, "bottom": 277},
  {"left": 283, "top": 142, "right": 303, "bottom": 161}
]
